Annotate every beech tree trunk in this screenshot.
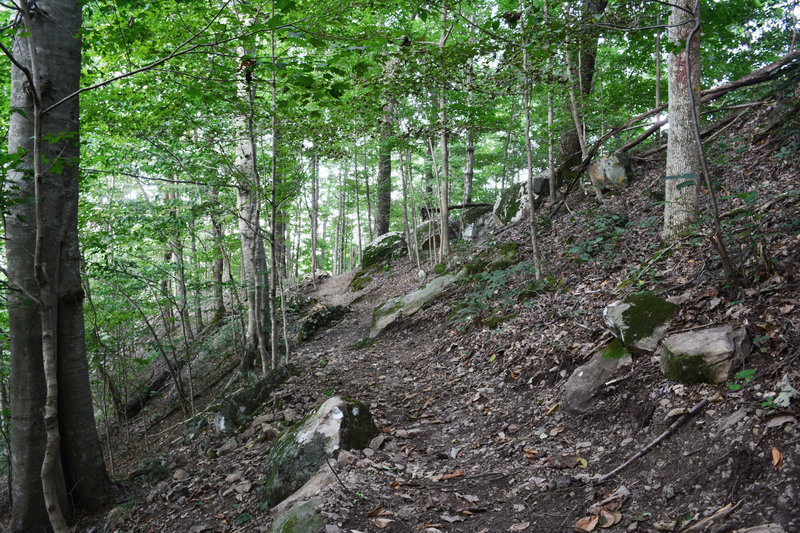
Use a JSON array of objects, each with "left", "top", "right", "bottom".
[
  {"left": 234, "top": 45, "right": 269, "bottom": 372},
  {"left": 663, "top": 0, "right": 701, "bottom": 240},
  {"left": 4, "top": 1, "right": 112, "bottom": 529}
]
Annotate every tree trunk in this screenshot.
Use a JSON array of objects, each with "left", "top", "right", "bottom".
[
  {"left": 375, "top": 103, "right": 393, "bottom": 237},
  {"left": 234, "top": 45, "right": 269, "bottom": 372},
  {"left": 362, "top": 141, "right": 373, "bottom": 243},
  {"left": 438, "top": 8, "right": 451, "bottom": 259},
  {"left": 310, "top": 153, "right": 319, "bottom": 287},
  {"left": 5, "top": 1, "right": 112, "bottom": 529},
  {"left": 557, "top": 0, "right": 608, "bottom": 186},
  {"left": 663, "top": 0, "right": 701, "bottom": 241},
  {"left": 521, "top": 0, "right": 543, "bottom": 280},
  {"left": 210, "top": 187, "right": 226, "bottom": 322}
]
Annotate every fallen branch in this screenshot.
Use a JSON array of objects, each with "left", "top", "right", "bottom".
[{"left": 594, "top": 398, "right": 710, "bottom": 484}]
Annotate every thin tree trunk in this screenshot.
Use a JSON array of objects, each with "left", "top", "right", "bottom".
[
  {"left": 354, "top": 142, "right": 363, "bottom": 263},
  {"left": 521, "top": 0, "right": 543, "bottom": 280},
  {"left": 438, "top": 7, "right": 451, "bottom": 259},
  {"left": 363, "top": 140, "right": 373, "bottom": 243}
]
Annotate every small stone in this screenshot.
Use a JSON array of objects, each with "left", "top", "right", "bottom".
[{"left": 172, "top": 468, "right": 189, "bottom": 481}]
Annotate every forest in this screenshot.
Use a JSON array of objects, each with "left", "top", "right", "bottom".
[{"left": 1, "top": 0, "right": 800, "bottom": 531}]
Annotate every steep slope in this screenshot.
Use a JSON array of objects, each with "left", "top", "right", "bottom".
[{"left": 84, "top": 92, "right": 800, "bottom": 533}]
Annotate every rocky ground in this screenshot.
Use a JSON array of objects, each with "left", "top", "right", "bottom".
[{"left": 3, "top": 93, "right": 798, "bottom": 533}]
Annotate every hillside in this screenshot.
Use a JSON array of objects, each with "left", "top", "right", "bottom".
[{"left": 67, "top": 96, "right": 800, "bottom": 532}]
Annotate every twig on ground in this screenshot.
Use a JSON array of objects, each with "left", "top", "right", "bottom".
[
  {"left": 325, "top": 455, "right": 352, "bottom": 495},
  {"left": 594, "top": 397, "right": 710, "bottom": 483}
]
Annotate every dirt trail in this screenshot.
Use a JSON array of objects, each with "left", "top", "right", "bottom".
[{"left": 285, "top": 263, "right": 800, "bottom": 533}]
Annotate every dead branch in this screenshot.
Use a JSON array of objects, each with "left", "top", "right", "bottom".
[{"left": 593, "top": 398, "right": 709, "bottom": 484}]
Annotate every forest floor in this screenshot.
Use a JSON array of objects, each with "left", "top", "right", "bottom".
[{"left": 4, "top": 93, "right": 799, "bottom": 533}]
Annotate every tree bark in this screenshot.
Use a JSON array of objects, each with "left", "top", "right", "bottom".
[
  {"left": 663, "top": 0, "right": 701, "bottom": 240},
  {"left": 438, "top": 7, "right": 451, "bottom": 259},
  {"left": 234, "top": 44, "right": 269, "bottom": 373},
  {"left": 4, "top": 1, "right": 112, "bottom": 529},
  {"left": 375, "top": 103, "right": 393, "bottom": 237}
]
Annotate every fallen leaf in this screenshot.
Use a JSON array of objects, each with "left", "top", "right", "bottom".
[
  {"left": 549, "top": 424, "right": 566, "bottom": 436},
  {"left": 575, "top": 515, "right": 599, "bottom": 532},
  {"left": 779, "top": 304, "right": 795, "bottom": 314},
  {"left": 441, "top": 469, "right": 465, "bottom": 481},
  {"left": 576, "top": 457, "right": 588, "bottom": 468},
  {"left": 523, "top": 448, "right": 539, "bottom": 461},
  {"left": 368, "top": 506, "right": 394, "bottom": 517},
  {"left": 772, "top": 446, "right": 783, "bottom": 470},
  {"left": 373, "top": 518, "right": 394, "bottom": 528},
  {"left": 765, "top": 415, "right": 797, "bottom": 428},
  {"left": 441, "top": 513, "right": 465, "bottom": 523},
  {"left": 599, "top": 509, "right": 622, "bottom": 527},
  {"left": 508, "top": 522, "right": 530, "bottom": 531}
]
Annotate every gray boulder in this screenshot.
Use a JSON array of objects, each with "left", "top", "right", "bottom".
[
  {"left": 371, "top": 269, "right": 467, "bottom": 338},
  {"left": 460, "top": 205, "right": 498, "bottom": 241},
  {"left": 564, "top": 340, "right": 631, "bottom": 412},
  {"left": 660, "top": 325, "right": 750, "bottom": 384},
  {"left": 262, "top": 396, "right": 378, "bottom": 507},
  {"left": 586, "top": 151, "right": 630, "bottom": 201},
  {"left": 603, "top": 293, "right": 678, "bottom": 356},
  {"left": 492, "top": 172, "right": 549, "bottom": 227},
  {"left": 361, "top": 231, "right": 406, "bottom": 269}
]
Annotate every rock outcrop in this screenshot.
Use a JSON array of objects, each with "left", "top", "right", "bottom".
[
  {"left": 371, "top": 269, "right": 467, "bottom": 338},
  {"left": 564, "top": 340, "right": 631, "bottom": 413},
  {"left": 210, "top": 364, "right": 301, "bottom": 433},
  {"left": 361, "top": 231, "right": 406, "bottom": 269},
  {"left": 296, "top": 304, "right": 351, "bottom": 342},
  {"left": 460, "top": 205, "right": 498, "bottom": 241},
  {"left": 492, "top": 172, "right": 549, "bottom": 227},
  {"left": 586, "top": 151, "right": 630, "bottom": 201}
]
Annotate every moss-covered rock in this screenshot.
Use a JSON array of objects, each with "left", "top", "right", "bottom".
[
  {"left": 361, "top": 231, "right": 406, "bottom": 269},
  {"left": 492, "top": 173, "right": 548, "bottom": 227},
  {"left": 262, "top": 397, "right": 378, "bottom": 507},
  {"left": 371, "top": 269, "right": 467, "bottom": 337},
  {"left": 296, "top": 304, "right": 351, "bottom": 343},
  {"left": 603, "top": 292, "right": 678, "bottom": 356},
  {"left": 601, "top": 338, "right": 629, "bottom": 360},
  {"left": 464, "top": 242, "right": 519, "bottom": 275},
  {"left": 268, "top": 499, "right": 324, "bottom": 533},
  {"left": 350, "top": 270, "right": 372, "bottom": 292},
  {"left": 434, "top": 263, "right": 448, "bottom": 275},
  {"left": 210, "top": 364, "right": 301, "bottom": 433},
  {"left": 660, "top": 325, "right": 750, "bottom": 384}
]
